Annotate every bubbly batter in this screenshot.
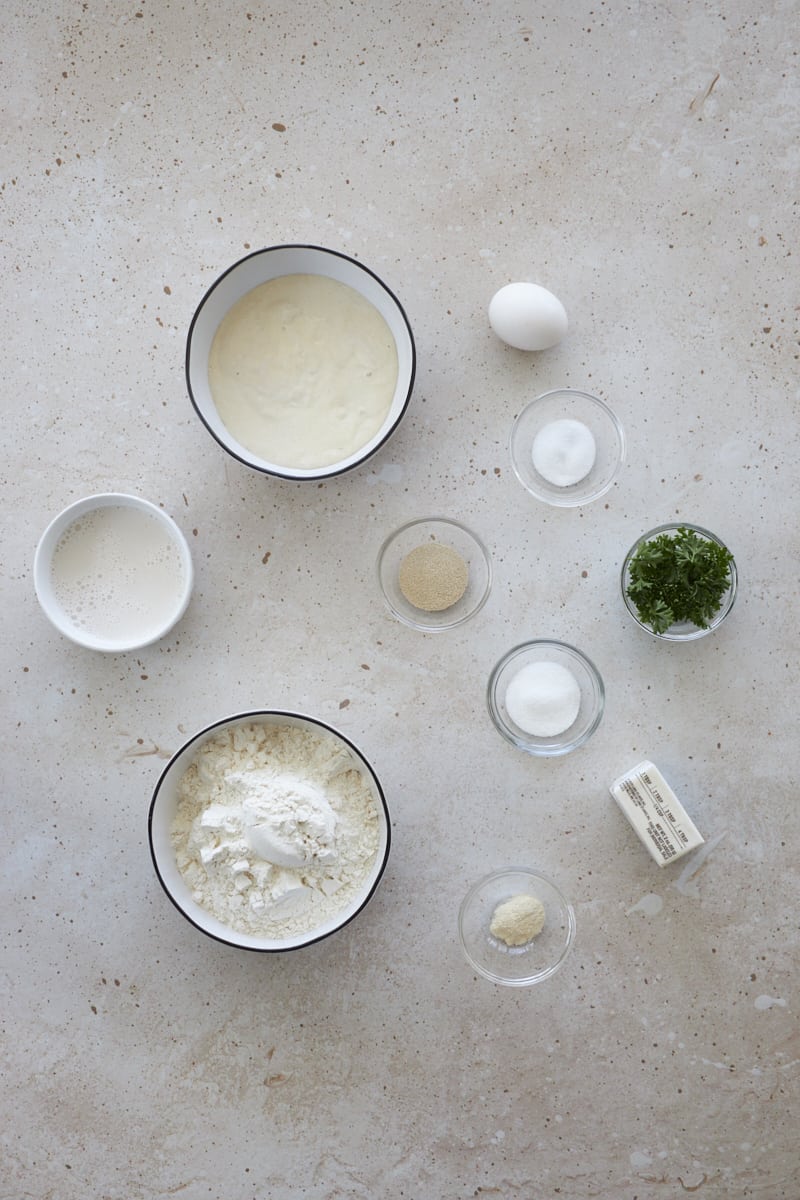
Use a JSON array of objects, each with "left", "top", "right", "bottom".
[{"left": 208, "top": 273, "right": 398, "bottom": 469}]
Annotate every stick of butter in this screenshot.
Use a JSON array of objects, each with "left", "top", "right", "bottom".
[{"left": 609, "top": 760, "right": 704, "bottom": 866}]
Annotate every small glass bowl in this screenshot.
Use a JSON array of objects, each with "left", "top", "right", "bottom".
[
  {"left": 621, "top": 522, "right": 738, "bottom": 642},
  {"left": 487, "top": 639, "right": 604, "bottom": 756},
  {"left": 510, "top": 388, "right": 625, "bottom": 506},
  {"left": 458, "top": 868, "right": 576, "bottom": 987},
  {"left": 377, "top": 517, "right": 492, "bottom": 632}
]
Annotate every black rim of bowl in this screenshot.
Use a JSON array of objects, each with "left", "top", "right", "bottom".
[
  {"left": 148, "top": 708, "right": 392, "bottom": 952},
  {"left": 185, "top": 244, "right": 417, "bottom": 481}
]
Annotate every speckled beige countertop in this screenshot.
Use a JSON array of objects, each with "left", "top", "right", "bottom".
[{"left": 3, "top": 2, "right": 799, "bottom": 1198}]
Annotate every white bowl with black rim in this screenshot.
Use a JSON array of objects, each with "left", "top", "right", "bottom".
[
  {"left": 186, "top": 244, "right": 416, "bottom": 480},
  {"left": 148, "top": 710, "right": 391, "bottom": 952}
]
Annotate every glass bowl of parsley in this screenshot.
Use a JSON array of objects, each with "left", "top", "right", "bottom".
[{"left": 621, "top": 523, "right": 737, "bottom": 642}]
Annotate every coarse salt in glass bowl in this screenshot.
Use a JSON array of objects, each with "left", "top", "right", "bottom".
[{"left": 510, "top": 388, "right": 625, "bottom": 507}]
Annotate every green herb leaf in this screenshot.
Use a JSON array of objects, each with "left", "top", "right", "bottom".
[{"left": 626, "top": 526, "right": 733, "bottom": 633}]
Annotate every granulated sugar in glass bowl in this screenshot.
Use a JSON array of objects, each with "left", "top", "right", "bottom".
[
  {"left": 487, "top": 640, "right": 604, "bottom": 756},
  {"left": 149, "top": 711, "right": 391, "bottom": 951}
]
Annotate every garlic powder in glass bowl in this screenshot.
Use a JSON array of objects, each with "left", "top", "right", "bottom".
[{"left": 459, "top": 868, "right": 576, "bottom": 987}]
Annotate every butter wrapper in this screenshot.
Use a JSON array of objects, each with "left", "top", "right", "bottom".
[{"left": 610, "top": 759, "right": 704, "bottom": 866}]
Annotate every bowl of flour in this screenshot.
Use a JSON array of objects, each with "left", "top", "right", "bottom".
[
  {"left": 186, "top": 244, "right": 416, "bottom": 480},
  {"left": 148, "top": 711, "right": 391, "bottom": 951}
]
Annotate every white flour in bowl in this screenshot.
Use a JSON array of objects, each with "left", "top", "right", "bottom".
[{"left": 171, "top": 722, "right": 381, "bottom": 939}]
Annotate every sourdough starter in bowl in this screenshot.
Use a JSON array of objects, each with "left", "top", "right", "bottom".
[
  {"left": 208, "top": 273, "right": 398, "bottom": 470},
  {"left": 171, "top": 721, "right": 381, "bottom": 940},
  {"left": 186, "top": 244, "right": 416, "bottom": 481}
]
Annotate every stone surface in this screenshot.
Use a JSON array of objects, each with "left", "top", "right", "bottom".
[{"left": 2, "top": 2, "right": 798, "bottom": 1197}]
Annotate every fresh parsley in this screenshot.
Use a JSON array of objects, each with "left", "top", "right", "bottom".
[{"left": 626, "top": 526, "right": 734, "bottom": 634}]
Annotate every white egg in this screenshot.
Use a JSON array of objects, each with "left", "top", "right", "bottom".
[{"left": 488, "top": 282, "right": 568, "bottom": 351}]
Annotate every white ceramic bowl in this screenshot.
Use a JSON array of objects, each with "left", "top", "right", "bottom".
[
  {"left": 510, "top": 388, "right": 625, "bottom": 507},
  {"left": 148, "top": 711, "right": 391, "bottom": 952},
  {"left": 186, "top": 244, "right": 416, "bottom": 480},
  {"left": 33, "top": 493, "right": 193, "bottom": 652}
]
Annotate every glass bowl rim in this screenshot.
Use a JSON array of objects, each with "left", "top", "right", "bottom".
[{"left": 509, "top": 387, "right": 626, "bottom": 507}]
